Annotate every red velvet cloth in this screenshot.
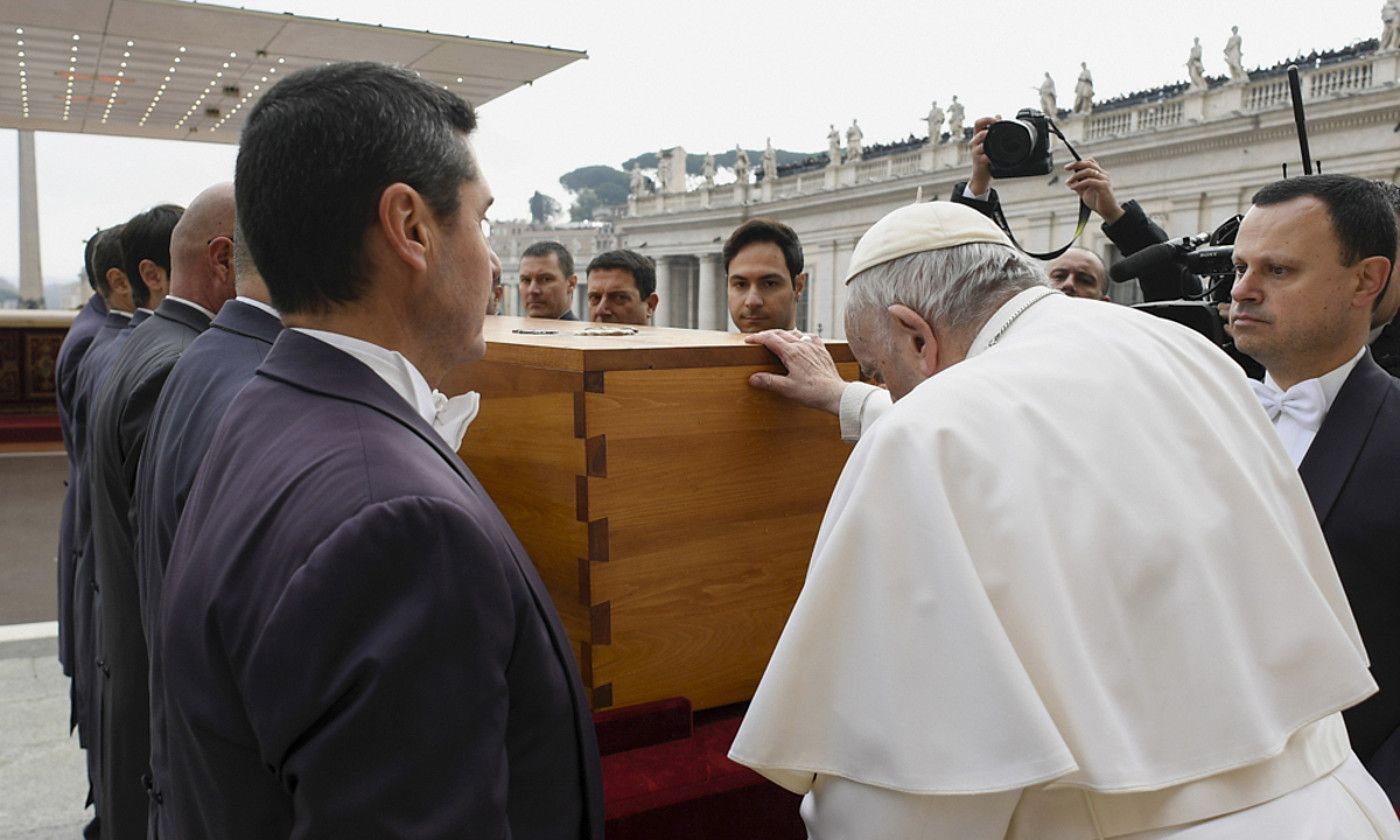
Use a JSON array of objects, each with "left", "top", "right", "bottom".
[
  {"left": 594, "top": 697, "right": 693, "bottom": 756},
  {"left": 0, "top": 414, "right": 61, "bottom": 444},
  {"left": 598, "top": 701, "right": 805, "bottom": 840}
]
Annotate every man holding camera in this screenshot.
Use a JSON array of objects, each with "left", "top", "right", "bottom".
[
  {"left": 1230, "top": 174, "right": 1400, "bottom": 808},
  {"left": 953, "top": 114, "right": 1202, "bottom": 302}
]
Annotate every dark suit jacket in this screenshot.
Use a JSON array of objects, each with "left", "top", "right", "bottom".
[
  {"left": 133, "top": 300, "right": 281, "bottom": 832},
  {"left": 156, "top": 330, "right": 603, "bottom": 839},
  {"left": 1298, "top": 351, "right": 1400, "bottom": 802},
  {"left": 56, "top": 293, "right": 109, "bottom": 677},
  {"left": 89, "top": 298, "right": 212, "bottom": 840},
  {"left": 69, "top": 309, "right": 137, "bottom": 760},
  {"left": 949, "top": 183, "right": 1203, "bottom": 301}
]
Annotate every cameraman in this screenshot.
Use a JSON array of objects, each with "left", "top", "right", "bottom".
[{"left": 952, "top": 115, "right": 1204, "bottom": 302}]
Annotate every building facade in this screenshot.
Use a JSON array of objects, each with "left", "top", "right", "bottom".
[{"left": 492, "top": 41, "right": 1400, "bottom": 337}]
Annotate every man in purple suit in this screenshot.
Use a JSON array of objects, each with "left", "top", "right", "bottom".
[
  {"left": 156, "top": 62, "right": 602, "bottom": 839},
  {"left": 56, "top": 229, "right": 111, "bottom": 682},
  {"left": 136, "top": 231, "right": 281, "bottom": 838}
]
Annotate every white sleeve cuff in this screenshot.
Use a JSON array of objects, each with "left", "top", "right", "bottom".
[{"left": 839, "top": 381, "right": 881, "bottom": 442}]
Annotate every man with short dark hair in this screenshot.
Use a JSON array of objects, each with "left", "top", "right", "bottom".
[
  {"left": 586, "top": 249, "right": 658, "bottom": 326},
  {"left": 56, "top": 230, "right": 111, "bottom": 680},
  {"left": 157, "top": 62, "right": 601, "bottom": 839},
  {"left": 723, "top": 218, "right": 808, "bottom": 332},
  {"left": 519, "top": 240, "right": 578, "bottom": 319},
  {"left": 89, "top": 183, "right": 235, "bottom": 840},
  {"left": 119, "top": 205, "right": 182, "bottom": 313},
  {"left": 1230, "top": 174, "right": 1400, "bottom": 805},
  {"left": 67, "top": 218, "right": 152, "bottom": 838}
]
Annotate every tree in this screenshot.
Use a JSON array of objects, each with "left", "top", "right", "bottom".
[
  {"left": 528, "top": 191, "right": 561, "bottom": 226},
  {"left": 559, "top": 165, "right": 631, "bottom": 208},
  {"left": 569, "top": 188, "right": 602, "bottom": 222}
]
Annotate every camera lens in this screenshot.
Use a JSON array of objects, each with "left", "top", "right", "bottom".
[{"left": 984, "top": 120, "right": 1035, "bottom": 167}]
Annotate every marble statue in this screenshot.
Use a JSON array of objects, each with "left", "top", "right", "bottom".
[
  {"left": 734, "top": 145, "right": 750, "bottom": 184},
  {"left": 927, "top": 100, "right": 944, "bottom": 142},
  {"left": 629, "top": 161, "right": 645, "bottom": 197},
  {"left": 846, "top": 119, "right": 864, "bottom": 161},
  {"left": 827, "top": 124, "right": 841, "bottom": 163},
  {"left": 702, "top": 152, "right": 715, "bottom": 188},
  {"left": 1187, "top": 37, "right": 1207, "bottom": 90},
  {"left": 948, "top": 96, "right": 965, "bottom": 140},
  {"left": 1039, "top": 73, "right": 1057, "bottom": 116},
  {"left": 1381, "top": 0, "right": 1400, "bottom": 50},
  {"left": 1073, "top": 63, "right": 1094, "bottom": 114},
  {"left": 1224, "top": 26, "right": 1248, "bottom": 82},
  {"left": 655, "top": 148, "right": 669, "bottom": 193},
  {"left": 763, "top": 137, "right": 778, "bottom": 180}
]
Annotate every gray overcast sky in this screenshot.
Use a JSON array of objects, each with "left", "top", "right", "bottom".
[{"left": 0, "top": 0, "right": 1385, "bottom": 288}]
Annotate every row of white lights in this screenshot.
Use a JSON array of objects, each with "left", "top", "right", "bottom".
[
  {"left": 7, "top": 29, "right": 468, "bottom": 129},
  {"left": 14, "top": 29, "right": 26, "bottom": 118},
  {"left": 189, "top": 55, "right": 283, "bottom": 132}
]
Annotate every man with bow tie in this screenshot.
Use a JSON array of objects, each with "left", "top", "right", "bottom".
[{"left": 1230, "top": 173, "right": 1400, "bottom": 807}]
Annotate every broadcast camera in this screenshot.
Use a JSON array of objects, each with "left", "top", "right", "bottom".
[{"left": 984, "top": 109, "right": 1054, "bottom": 179}]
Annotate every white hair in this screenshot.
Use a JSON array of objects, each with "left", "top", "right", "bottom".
[{"left": 844, "top": 242, "right": 1047, "bottom": 342}]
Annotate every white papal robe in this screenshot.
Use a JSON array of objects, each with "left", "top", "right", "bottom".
[{"left": 730, "top": 287, "right": 1399, "bottom": 838}]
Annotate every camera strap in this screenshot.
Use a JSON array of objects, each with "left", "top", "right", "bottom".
[{"left": 988, "top": 120, "right": 1093, "bottom": 262}]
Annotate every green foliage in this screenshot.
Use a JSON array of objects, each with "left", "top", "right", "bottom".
[
  {"left": 569, "top": 188, "right": 602, "bottom": 222},
  {"left": 528, "top": 191, "right": 561, "bottom": 225}
]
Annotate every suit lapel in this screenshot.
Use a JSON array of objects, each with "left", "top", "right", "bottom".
[
  {"left": 1298, "top": 353, "right": 1390, "bottom": 525},
  {"left": 211, "top": 300, "right": 282, "bottom": 345},
  {"left": 155, "top": 297, "right": 213, "bottom": 333}
]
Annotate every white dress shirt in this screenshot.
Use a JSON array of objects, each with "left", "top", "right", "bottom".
[
  {"left": 164, "top": 295, "right": 217, "bottom": 321},
  {"left": 291, "top": 328, "right": 480, "bottom": 450},
  {"left": 1252, "top": 348, "right": 1364, "bottom": 467}
]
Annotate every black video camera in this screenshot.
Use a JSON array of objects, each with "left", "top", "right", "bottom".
[{"left": 984, "top": 108, "right": 1053, "bottom": 178}]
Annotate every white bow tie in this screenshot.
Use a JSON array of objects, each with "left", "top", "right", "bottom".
[
  {"left": 1249, "top": 378, "right": 1325, "bottom": 432},
  {"left": 430, "top": 390, "right": 481, "bottom": 451}
]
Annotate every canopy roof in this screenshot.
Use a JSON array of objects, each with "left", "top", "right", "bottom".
[{"left": 0, "top": 0, "right": 585, "bottom": 143}]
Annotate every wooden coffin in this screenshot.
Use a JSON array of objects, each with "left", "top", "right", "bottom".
[{"left": 441, "top": 316, "right": 858, "bottom": 711}]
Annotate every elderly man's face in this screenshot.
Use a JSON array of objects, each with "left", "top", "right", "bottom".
[
  {"left": 1046, "top": 249, "right": 1107, "bottom": 299},
  {"left": 845, "top": 307, "right": 930, "bottom": 402}
]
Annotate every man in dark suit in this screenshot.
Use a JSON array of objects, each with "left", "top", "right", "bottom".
[
  {"left": 156, "top": 62, "right": 602, "bottom": 839},
  {"left": 519, "top": 240, "right": 580, "bottom": 319},
  {"left": 1229, "top": 174, "right": 1400, "bottom": 805},
  {"left": 88, "top": 187, "right": 234, "bottom": 840},
  {"left": 56, "top": 229, "right": 111, "bottom": 681},
  {"left": 135, "top": 232, "right": 280, "bottom": 834},
  {"left": 67, "top": 223, "right": 141, "bottom": 838}
]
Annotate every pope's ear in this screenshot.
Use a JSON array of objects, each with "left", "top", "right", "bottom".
[{"left": 887, "top": 304, "right": 938, "bottom": 371}]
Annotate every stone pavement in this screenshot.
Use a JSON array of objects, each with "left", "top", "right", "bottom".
[{"left": 0, "top": 624, "right": 90, "bottom": 839}]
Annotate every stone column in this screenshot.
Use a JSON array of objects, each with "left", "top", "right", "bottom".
[
  {"left": 697, "top": 253, "right": 722, "bottom": 331},
  {"left": 653, "top": 255, "right": 673, "bottom": 327},
  {"left": 18, "top": 130, "right": 44, "bottom": 307}
]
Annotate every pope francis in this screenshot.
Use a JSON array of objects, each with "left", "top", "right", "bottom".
[{"left": 728, "top": 201, "right": 1400, "bottom": 838}]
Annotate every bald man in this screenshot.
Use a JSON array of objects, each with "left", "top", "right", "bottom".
[
  {"left": 1046, "top": 248, "right": 1109, "bottom": 300},
  {"left": 87, "top": 182, "right": 237, "bottom": 840}
]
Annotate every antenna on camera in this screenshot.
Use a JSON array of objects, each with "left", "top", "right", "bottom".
[{"left": 1287, "top": 65, "right": 1314, "bottom": 175}]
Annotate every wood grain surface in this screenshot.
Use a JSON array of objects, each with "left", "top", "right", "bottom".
[{"left": 450, "top": 327, "right": 861, "bottom": 710}]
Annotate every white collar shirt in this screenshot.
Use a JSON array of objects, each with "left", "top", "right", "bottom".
[
  {"left": 290, "top": 328, "right": 480, "bottom": 450},
  {"left": 1253, "top": 348, "right": 1364, "bottom": 467}
]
